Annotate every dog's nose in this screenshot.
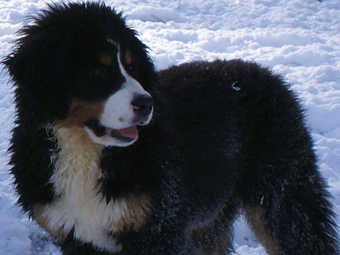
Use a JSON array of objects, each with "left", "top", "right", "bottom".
[{"left": 131, "top": 94, "right": 153, "bottom": 117}]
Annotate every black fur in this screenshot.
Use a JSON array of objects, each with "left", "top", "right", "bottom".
[{"left": 2, "top": 2, "right": 339, "bottom": 255}]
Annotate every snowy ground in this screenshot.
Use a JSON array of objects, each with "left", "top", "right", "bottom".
[{"left": 0, "top": 0, "right": 339, "bottom": 254}]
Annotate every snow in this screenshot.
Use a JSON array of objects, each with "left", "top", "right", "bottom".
[{"left": 0, "top": 0, "right": 339, "bottom": 254}]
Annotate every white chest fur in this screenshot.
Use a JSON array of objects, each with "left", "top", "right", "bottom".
[{"left": 36, "top": 125, "right": 150, "bottom": 253}]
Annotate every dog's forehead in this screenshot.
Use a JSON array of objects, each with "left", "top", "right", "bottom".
[
  {"left": 98, "top": 40, "right": 132, "bottom": 66},
  {"left": 107, "top": 38, "right": 117, "bottom": 46},
  {"left": 93, "top": 39, "right": 117, "bottom": 66},
  {"left": 99, "top": 53, "right": 112, "bottom": 66}
]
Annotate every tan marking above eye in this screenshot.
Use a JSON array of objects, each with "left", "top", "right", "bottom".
[
  {"left": 99, "top": 53, "right": 112, "bottom": 66},
  {"left": 124, "top": 50, "right": 132, "bottom": 66}
]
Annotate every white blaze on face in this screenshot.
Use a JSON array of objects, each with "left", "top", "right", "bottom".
[
  {"left": 100, "top": 53, "right": 151, "bottom": 129},
  {"left": 84, "top": 44, "right": 153, "bottom": 147}
]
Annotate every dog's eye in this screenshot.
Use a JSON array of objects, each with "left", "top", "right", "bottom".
[
  {"left": 91, "top": 68, "right": 107, "bottom": 79},
  {"left": 126, "top": 64, "right": 134, "bottom": 71}
]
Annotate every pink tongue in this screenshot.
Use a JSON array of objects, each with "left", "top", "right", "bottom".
[
  {"left": 120, "top": 126, "right": 138, "bottom": 139},
  {"left": 107, "top": 126, "right": 138, "bottom": 139}
]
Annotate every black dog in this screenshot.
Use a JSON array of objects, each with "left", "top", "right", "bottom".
[{"left": 3, "top": 2, "right": 338, "bottom": 255}]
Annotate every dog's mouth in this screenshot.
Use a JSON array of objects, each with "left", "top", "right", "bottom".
[{"left": 84, "top": 119, "right": 138, "bottom": 143}]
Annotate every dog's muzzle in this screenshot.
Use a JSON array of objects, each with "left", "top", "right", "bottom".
[{"left": 131, "top": 94, "right": 153, "bottom": 125}]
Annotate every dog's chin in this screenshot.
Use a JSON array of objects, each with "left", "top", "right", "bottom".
[{"left": 83, "top": 119, "right": 139, "bottom": 147}]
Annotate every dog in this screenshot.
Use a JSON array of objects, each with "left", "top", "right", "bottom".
[{"left": 2, "top": 2, "right": 339, "bottom": 255}]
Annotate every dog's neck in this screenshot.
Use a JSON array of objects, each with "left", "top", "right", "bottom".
[
  {"left": 51, "top": 124, "right": 104, "bottom": 196},
  {"left": 34, "top": 124, "right": 151, "bottom": 252}
]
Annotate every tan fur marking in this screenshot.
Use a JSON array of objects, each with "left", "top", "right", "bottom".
[
  {"left": 57, "top": 100, "right": 104, "bottom": 128},
  {"left": 36, "top": 121, "right": 151, "bottom": 252},
  {"left": 124, "top": 50, "right": 132, "bottom": 66},
  {"left": 34, "top": 204, "right": 66, "bottom": 242},
  {"left": 112, "top": 194, "right": 152, "bottom": 232},
  {"left": 244, "top": 206, "right": 279, "bottom": 255},
  {"left": 99, "top": 53, "right": 112, "bottom": 66}
]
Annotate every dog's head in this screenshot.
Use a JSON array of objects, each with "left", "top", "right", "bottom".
[{"left": 3, "top": 2, "right": 156, "bottom": 147}]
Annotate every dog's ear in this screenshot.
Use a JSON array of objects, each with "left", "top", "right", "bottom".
[{"left": 3, "top": 28, "right": 72, "bottom": 120}]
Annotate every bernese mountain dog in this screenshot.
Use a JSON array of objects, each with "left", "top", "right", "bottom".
[{"left": 2, "top": 2, "right": 339, "bottom": 255}]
